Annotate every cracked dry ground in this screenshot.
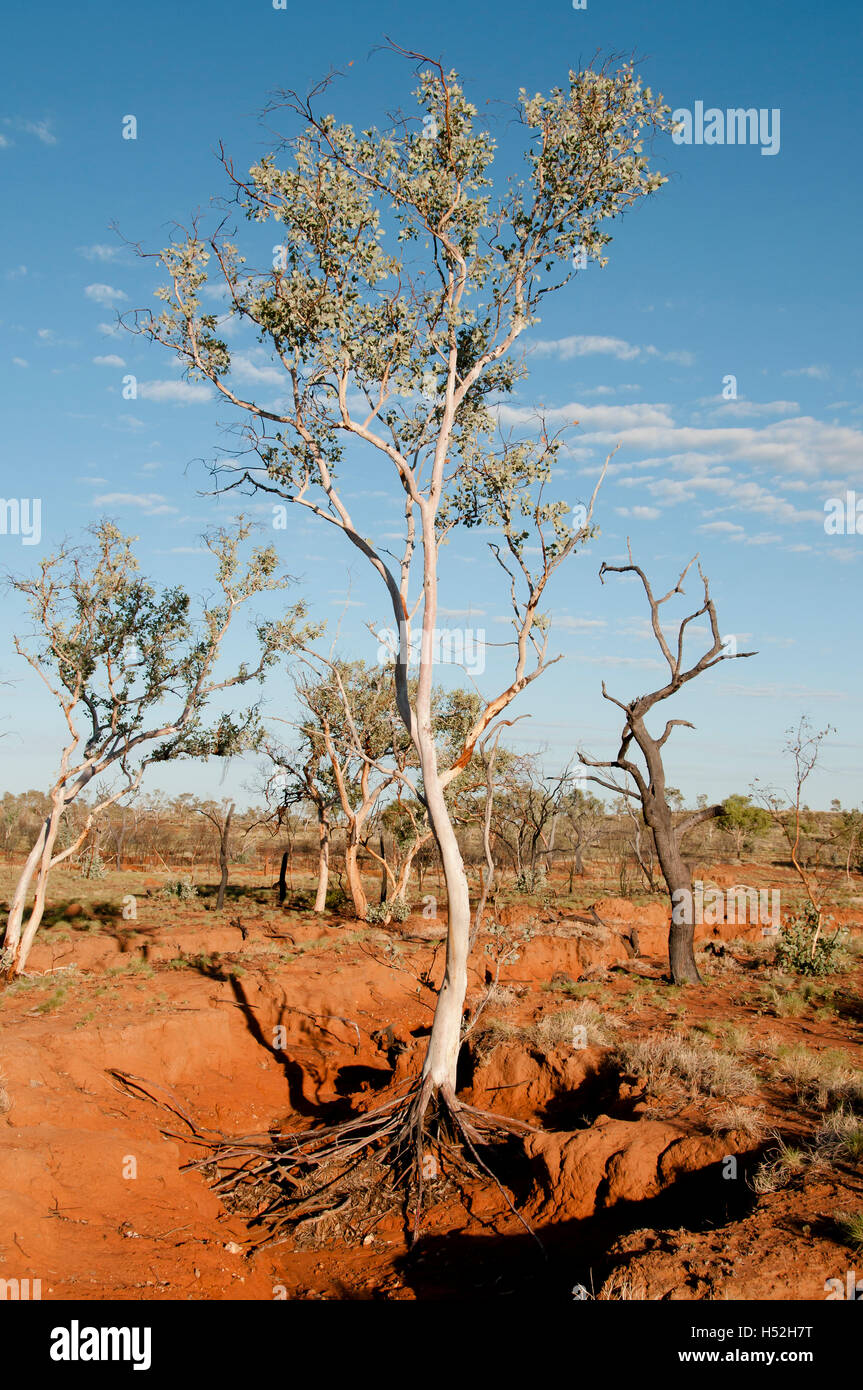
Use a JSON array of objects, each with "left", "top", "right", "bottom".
[{"left": 1, "top": 871, "right": 861, "bottom": 1301}]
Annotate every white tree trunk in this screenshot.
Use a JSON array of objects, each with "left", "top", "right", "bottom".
[
  {"left": 313, "top": 812, "right": 330, "bottom": 913},
  {"left": 419, "top": 771, "right": 471, "bottom": 1093},
  {"left": 2, "top": 810, "right": 62, "bottom": 977}
]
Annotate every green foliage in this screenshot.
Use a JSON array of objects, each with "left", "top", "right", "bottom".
[
  {"left": 775, "top": 901, "right": 846, "bottom": 978},
  {"left": 718, "top": 794, "right": 772, "bottom": 849},
  {"left": 158, "top": 876, "right": 199, "bottom": 903},
  {"left": 366, "top": 897, "right": 410, "bottom": 924},
  {"left": 76, "top": 845, "right": 107, "bottom": 879}
]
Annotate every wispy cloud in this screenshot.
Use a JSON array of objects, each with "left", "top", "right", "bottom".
[
  {"left": 229, "top": 352, "right": 283, "bottom": 387},
  {"left": 783, "top": 365, "right": 829, "bottom": 380},
  {"left": 700, "top": 399, "right": 800, "bottom": 420},
  {"left": 78, "top": 244, "right": 122, "bottom": 263},
  {"left": 92, "top": 491, "right": 178, "bottom": 515},
  {"left": 137, "top": 380, "right": 212, "bottom": 404},
  {"left": 529, "top": 334, "right": 694, "bottom": 367},
  {"left": 2, "top": 116, "right": 58, "bottom": 147},
  {"left": 499, "top": 401, "right": 674, "bottom": 431},
  {"left": 85, "top": 283, "right": 128, "bottom": 307},
  {"left": 615, "top": 505, "right": 661, "bottom": 520},
  {"left": 93, "top": 354, "right": 125, "bottom": 367}
]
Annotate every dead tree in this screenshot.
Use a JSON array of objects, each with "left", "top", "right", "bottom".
[{"left": 580, "top": 547, "right": 756, "bottom": 984}]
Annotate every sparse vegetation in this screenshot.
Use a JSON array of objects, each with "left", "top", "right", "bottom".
[{"left": 620, "top": 1033, "right": 757, "bottom": 1100}]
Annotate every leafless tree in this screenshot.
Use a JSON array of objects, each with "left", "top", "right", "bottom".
[{"left": 580, "top": 547, "right": 756, "bottom": 983}]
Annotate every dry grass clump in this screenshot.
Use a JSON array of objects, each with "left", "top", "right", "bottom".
[
  {"left": 814, "top": 1108, "right": 863, "bottom": 1164},
  {"left": 751, "top": 1107, "right": 863, "bottom": 1195},
  {"left": 0, "top": 1072, "right": 10, "bottom": 1116},
  {"left": 835, "top": 1210, "right": 863, "bottom": 1252},
  {"left": 471, "top": 1000, "right": 619, "bottom": 1064},
  {"left": 710, "top": 1104, "right": 766, "bottom": 1140},
  {"left": 767, "top": 1043, "right": 863, "bottom": 1111},
  {"left": 750, "top": 1137, "right": 809, "bottom": 1194},
  {"left": 529, "top": 1001, "right": 620, "bottom": 1051},
  {"left": 620, "top": 1032, "right": 757, "bottom": 1100}
]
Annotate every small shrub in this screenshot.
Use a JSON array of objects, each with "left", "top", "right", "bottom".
[
  {"left": 76, "top": 846, "right": 108, "bottom": 879},
  {"left": 774, "top": 902, "right": 846, "bottom": 978},
  {"left": 366, "top": 898, "right": 410, "bottom": 924},
  {"left": 158, "top": 877, "right": 198, "bottom": 902}
]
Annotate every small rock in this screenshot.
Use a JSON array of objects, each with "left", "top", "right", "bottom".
[{"left": 224, "top": 1241, "right": 244, "bottom": 1255}]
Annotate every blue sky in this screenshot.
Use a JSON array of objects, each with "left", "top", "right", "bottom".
[{"left": 1, "top": 0, "right": 861, "bottom": 809}]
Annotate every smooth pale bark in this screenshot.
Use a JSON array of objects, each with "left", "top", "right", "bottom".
[
  {"left": 410, "top": 513, "right": 472, "bottom": 1097},
  {"left": 344, "top": 834, "right": 368, "bottom": 921},
  {"left": 417, "top": 770, "right": 471, "bottom": 1092},
  {"left": 313, "top": 809, "right": 330, "bottom": 913},
  {"left": 2, "top": 809, "right": 63, "bottom": 978}
]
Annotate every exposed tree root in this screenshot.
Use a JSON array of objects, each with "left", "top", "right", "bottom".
[{"left": 180, "top": 1074, "right": 542, "bottom": 1250}]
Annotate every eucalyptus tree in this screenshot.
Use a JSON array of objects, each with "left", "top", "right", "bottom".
[
  {"left": 580, "top": 548, "right": 755, "bottom": 984},
  {"left": 131, "top": 50, "right": 674, "bottom": 1196},
  {"left": 193, "top": 797, "right": 236, "bottom": 909},
  {"left": 263, "top": 735, "right": 341, "bottom": 912},
  {"left": 292, "top": 656, "right": 414, "bottom": 919},
  {"left": 0, "top": 519, "right": 309, "bottom": 979}
]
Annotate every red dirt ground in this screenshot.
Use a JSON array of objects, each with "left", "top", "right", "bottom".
[{"left": 1, "top": 862, "right": 861, "bottom": 1301}]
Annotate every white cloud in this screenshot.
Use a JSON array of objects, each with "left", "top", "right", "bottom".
[
  {"left": 615, "top": 505, "right": 661, "bottom": 520},
  {"left": 93, "top": 491, "right": 178, "bottom": 515},
  {"left": 12, "top": 356, "right": 28, "bottom": 367},
  {"left": 93, "top": 354, "right": 125, "bottom": 367},
  {"left": 581, "top": 383, "right": 641, "bottom": 397},
  {"left": 553, "top": 616, "right": 606, "bottom": 630},
  {"left": 85, "top": 283, "right": 128, "bottom": 306},
  {"left": 138, "top": 379, "right": 212, "bottom": 404},
  {"left": 3, "top": 116, "right": 57, "bottom": 145},
  {"left": 529, "top": 334, "right": 694, "bottom": 366},
  {"left": 498, "top": 401, "right": 674, "bottom": 432},
  {"left": 783, "top": 365, "right": 829, "bottom": 380},
  {"left": 98, "top": 322, "right": 121, "bottom": 337},
  {"left": 78, "top": 244, "right": 122, "bottom": 262},
  {"left": 702, "top": 399, "right": 800, "bottom": 420},
  {"left": 5, "top": 264, "right": 27, "bottom": 279},
  {"left": 698, "top": 520, "right": 745, "bottom": 535},
  {"left": 229, "top": 352, "right": 284, "bottom": 386},
  {"left": 576, "top": 415, "right": 863, "bottom": 484}
]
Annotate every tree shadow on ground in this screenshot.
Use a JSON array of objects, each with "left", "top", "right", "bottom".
[{"left": 392, "top": 1149, "right": 763, "bottom": 1299}]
